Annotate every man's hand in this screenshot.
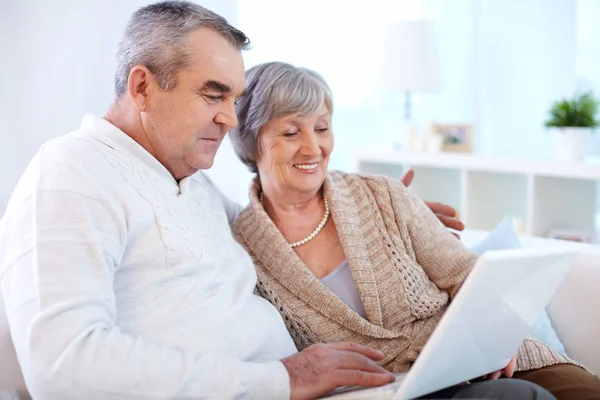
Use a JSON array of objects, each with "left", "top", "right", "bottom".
[
  {"left": 488, "top": 354, "right": 518, "bottom": 380},
  {"left": 400, "top": 169, "right": 465, "bottom": 238},
  {"left": 282, "top": 342, "right": 395, "bottom": 400}
]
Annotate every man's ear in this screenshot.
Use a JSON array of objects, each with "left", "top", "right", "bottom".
[{"left": 127, "top": 65, "right": 154, "bottom": 112}]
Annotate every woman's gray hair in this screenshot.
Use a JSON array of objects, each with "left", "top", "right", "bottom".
[
  {"left": 230, "top": 62, "right": 334, "bottom": 173},
  {"left": 114, "top": 1, "right": 250, "bottom": 97}
]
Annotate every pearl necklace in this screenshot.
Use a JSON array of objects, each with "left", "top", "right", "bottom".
[{"left": 260, "top": 192, "right": 330, "bottom": 248}]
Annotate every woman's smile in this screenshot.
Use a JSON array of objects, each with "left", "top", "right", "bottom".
[{"left": 293, "top": 162, "right": 319, "bottom": 173}]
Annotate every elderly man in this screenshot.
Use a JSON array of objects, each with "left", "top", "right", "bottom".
[{"left": 0, "top": 2, "right": 556, "bottom": 400}]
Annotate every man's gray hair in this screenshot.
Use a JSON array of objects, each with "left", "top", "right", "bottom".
[
  {"left": 230, "top": 62, "right": 334, "bottom": 173},
  {"left": 114, "top": 1, "right": 250, "bottom": 97}
]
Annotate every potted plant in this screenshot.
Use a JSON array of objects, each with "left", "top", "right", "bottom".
[{"left": 544, "top": 92, "right": 599, "bottom": 161}]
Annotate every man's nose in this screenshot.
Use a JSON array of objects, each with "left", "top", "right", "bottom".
[{"left": 215, "top": 102, "right": 238, "bottom": 130}]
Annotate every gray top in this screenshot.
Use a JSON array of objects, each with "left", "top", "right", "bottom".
[{"left": 320, "top": 260, "right": 367, "bottom": 318}]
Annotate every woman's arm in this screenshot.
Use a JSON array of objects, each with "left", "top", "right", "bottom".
[{"left": 381, "top": 175, "right": 478, "bottom": 297}]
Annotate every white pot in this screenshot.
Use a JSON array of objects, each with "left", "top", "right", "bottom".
[{"left": 555, "top": 127, "right": 590, "bottom": 161}]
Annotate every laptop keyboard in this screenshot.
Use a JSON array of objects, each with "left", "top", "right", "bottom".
[{"left": 321, "top": 373, "right": 407, "bottom": 399}]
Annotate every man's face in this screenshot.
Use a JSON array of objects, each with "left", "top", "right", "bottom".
[{"left": 141, "top": 27, "right": 245, "bottom": 180}]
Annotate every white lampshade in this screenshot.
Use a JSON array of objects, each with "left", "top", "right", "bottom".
[{"left": 378, "top": 20, "right": 441, "bottom": 92}]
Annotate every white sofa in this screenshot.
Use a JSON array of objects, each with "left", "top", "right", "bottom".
[
  {"left": 462, "top": 230, "right": 600, "bottom": 375},
  {"left": 2, "top": 231, "right": 598, "bottom": 399}
]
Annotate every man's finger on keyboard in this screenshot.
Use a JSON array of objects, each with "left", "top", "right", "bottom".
[
  {"left": 329, "top": 342, "right": 385, "bottom": 361},
  {"left": 333, "top": 370, "right": 396, "bottom": 389}
]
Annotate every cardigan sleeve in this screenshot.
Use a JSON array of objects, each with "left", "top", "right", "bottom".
[
  {"left": 377, "top": 174, "right": 478, "bottom": 298},
  {"left": 0, "top": 155, "right": 290, "bottom": 400},
  {"left": 515, "top": 337, "right": 580, "bottom": 372}
]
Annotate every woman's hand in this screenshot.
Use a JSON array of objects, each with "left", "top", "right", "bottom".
[
  {"left": 487, "top": 354, "right": 518, "bottom": 380},
  {"left": 400, "top": 169, "right": 465, "bottom": 238}
]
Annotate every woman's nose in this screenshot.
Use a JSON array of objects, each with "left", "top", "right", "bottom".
[{"left": 300, "top": 131, "right": 320, "bottom": 155}]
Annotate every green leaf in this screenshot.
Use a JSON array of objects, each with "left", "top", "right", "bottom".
[{"left": 544, "top": 91, "right": 599, "bottom": 131}]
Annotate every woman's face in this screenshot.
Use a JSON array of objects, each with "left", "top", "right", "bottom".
[{"left": 256, "top": 104, "right": 333, "bottom": 198}]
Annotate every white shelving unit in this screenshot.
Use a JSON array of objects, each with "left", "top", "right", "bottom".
[{"left": 355, "top": 151, "right": 600, "bottom": 241}]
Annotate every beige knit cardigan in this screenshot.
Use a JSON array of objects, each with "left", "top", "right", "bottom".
[{"left": 232, "top": 171, "right": 579, "bottom": 373}]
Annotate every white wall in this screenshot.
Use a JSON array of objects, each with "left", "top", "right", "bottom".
[
  {"left": 577, "top": 0, "right": 600, "bottom": 158},
  {"left": 2, "top": 0, "right": 598, "bottom": 211},
  {"left": 0, "top": 0, "right": 239, "bottom": 213},
  {"left": 420, "top": 0, "right": 476, "bottom": 126},
  {"left": 424, "top": 0, "right": 593, "bottom": 160},
  {"left": 474, "top": 0, "right": 578, "bottom": 157}
]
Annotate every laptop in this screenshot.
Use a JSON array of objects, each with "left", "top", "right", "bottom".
[{"left": 322, "top": 247, "right": 579, "bottom": 400}]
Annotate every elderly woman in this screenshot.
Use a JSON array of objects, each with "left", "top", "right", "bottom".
[{"left": 229, "top": 62, "right": 600, "bottom": 400}]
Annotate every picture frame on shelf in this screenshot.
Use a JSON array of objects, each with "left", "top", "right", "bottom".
[{"left": 430, "top": 123, "right": 474, "bottom": 153}]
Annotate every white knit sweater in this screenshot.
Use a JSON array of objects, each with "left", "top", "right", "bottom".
[{"left": 0, "top": 114, "right": 297, "bottom": 399}]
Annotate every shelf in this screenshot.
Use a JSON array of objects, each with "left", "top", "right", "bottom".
[
  {"left": 465, "top": 171, "right": 529, "bottom": 232},
  {"left": 407, "top": 166, "right": 462, "bottom": 212},
  {"left": 356, "top": 151, "right": 600, "bottom": 181},
  {"left": 355, "top": 151, "right": 600, "bottom": 242},
  {"left": 531, "top": 176, "right": 597, "bottom": 237}
]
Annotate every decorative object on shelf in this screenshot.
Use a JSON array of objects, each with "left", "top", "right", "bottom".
[
  {"left": 424, "top": 130, "right": 444, "bottom": 153},
  {"left": 544, "top": 92, "right": 599, "bottom": 161},
  {"left": 430, "top": 123, "right": 473, "bottom": 153},
  {"left": 548, "top": 229, "right": 595, "bottom": 244},
  {"left": 512, "top": 217, "right": 527, "bottom": 235},
  {"left": 377, "top": 20, "right": 441, "bottom": 147}
]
